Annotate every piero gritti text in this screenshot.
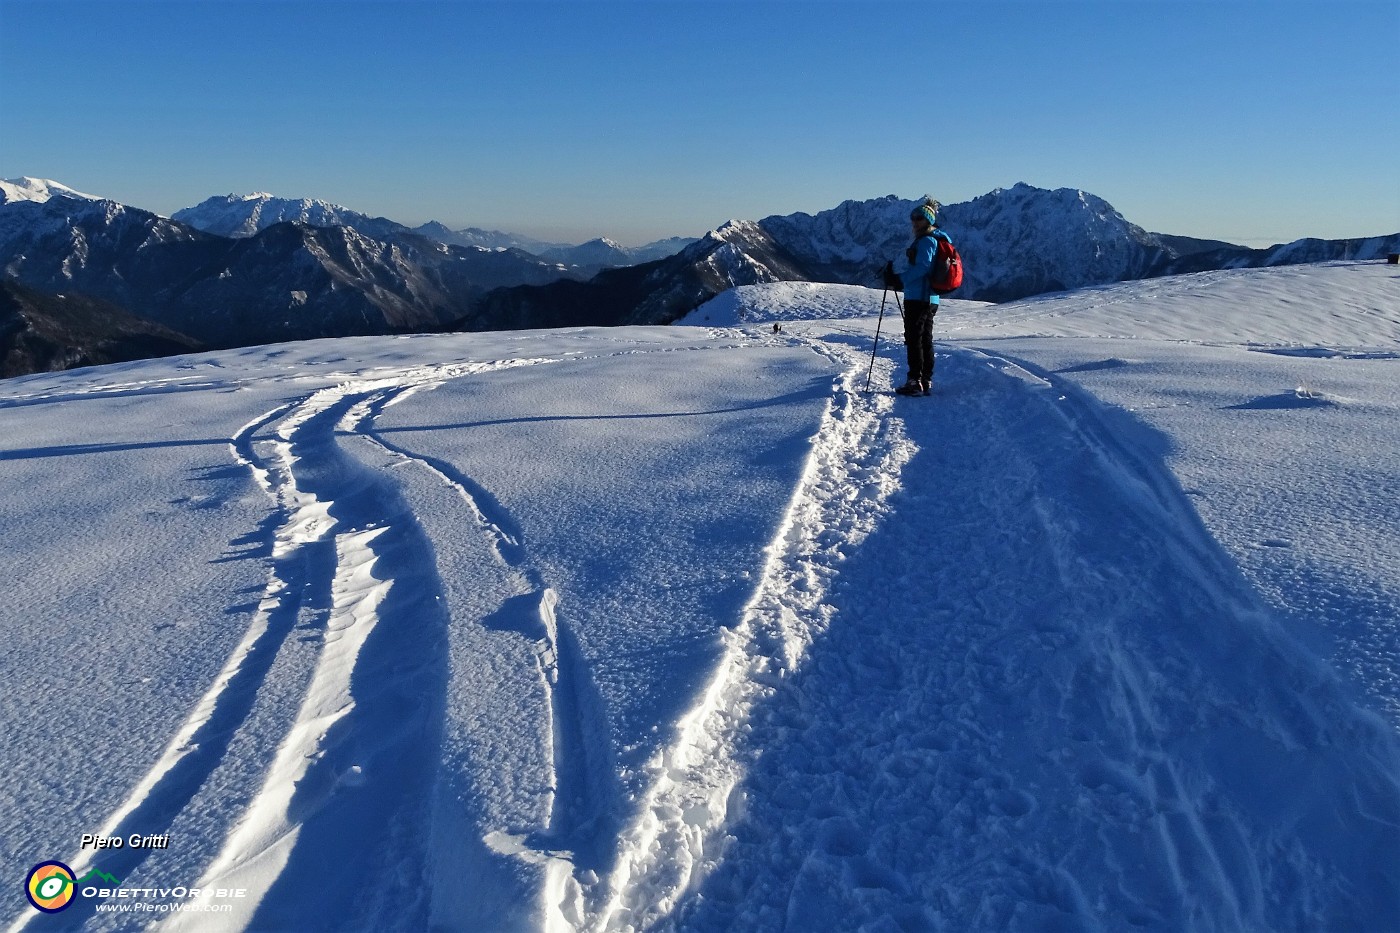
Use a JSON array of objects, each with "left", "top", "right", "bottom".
[{"left": 81, "top": 833, "right": 171, "bottom": 850}]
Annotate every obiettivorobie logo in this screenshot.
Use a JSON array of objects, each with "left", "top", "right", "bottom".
[
  {"left": 24, "top": 862, "right": 118, "bottom": 913},
  {"left": 22, "top": 860, "right": 245, "bottom": 917}
]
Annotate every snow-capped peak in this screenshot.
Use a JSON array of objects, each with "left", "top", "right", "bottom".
[
  {"left": 172, "top": 192, "right": 402, "bottom": 240},
  {"left": 0, "top": 177, "right": 102, "bottom": 205},
  {"left": 706, "top": 219, "right": 763, "bottom": 242}
]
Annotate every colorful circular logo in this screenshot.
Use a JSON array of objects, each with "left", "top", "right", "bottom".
[{"left": 25, "top": 861, "right": 76, "bottom": 913}]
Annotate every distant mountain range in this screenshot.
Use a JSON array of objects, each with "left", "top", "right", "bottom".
[
  {"left": 173, "top": 192, "right": 695, "bottom": 269},
  {"left": 476, "top": 185, "right": 1399, "bottom": 327},
  {"left": 1, "top": 177, "right": 1395, "bottom": 377}
]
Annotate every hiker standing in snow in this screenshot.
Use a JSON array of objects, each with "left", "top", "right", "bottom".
[{"left": 883, "top": 200, "right": 951, "bottom": 395}]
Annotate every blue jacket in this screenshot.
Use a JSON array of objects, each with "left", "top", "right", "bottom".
[{"left": 903, "top": 230, "right": 952, "bottom": 304}]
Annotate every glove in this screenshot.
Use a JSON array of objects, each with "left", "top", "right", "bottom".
[{"left": 881, "top": 261, "right": 903, "bottom": 290}]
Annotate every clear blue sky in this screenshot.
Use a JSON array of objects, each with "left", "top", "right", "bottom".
[{"left": 2, "top": 0, "right": 1396, "bottom": 247}]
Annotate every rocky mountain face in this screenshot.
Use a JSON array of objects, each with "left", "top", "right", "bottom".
[
  {"left": 0, "top": 194, "right": 582, "bottom": 348},
  {"left": 0, "top": 196, "right": 228, "bottom": 333},
  {"left": 757, "top": 186, "right": 1399, "bottom": 299},
  {"left": 756, "top": 185, "right": 1178, "bottom": 301},
  {"left": 173, "top": 193, "right": 591, "bottom": 287},
  {"left": 0, "top": 278, "right": 202, "bottom": 378},
  {"left": 478, "top": 185, "right": 1399, "bottom": 326}
]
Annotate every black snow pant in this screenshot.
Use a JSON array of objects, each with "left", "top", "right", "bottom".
[{"left": 903, "top": 299, "right": 936, "bottom": 385}]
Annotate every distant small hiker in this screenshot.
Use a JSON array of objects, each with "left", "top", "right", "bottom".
[
  {"left": 772, "top": 322, "right": 782, "bottom": 334},
  {"left": 882, "top": 199, "right": 953, "bottom": 396}
]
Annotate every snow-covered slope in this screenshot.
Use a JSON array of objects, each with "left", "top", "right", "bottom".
[
  {"left": 172, "top": 192, "right": 408, "bottom": 242},
  {"left": 2, "top": 261, "right": 1398, "bottom": 932},
  {"left": 679, "top": 282, "right": 992, "bottom": 327},
  {"left": 0, "top": 177, "right": 101, "bottom": 205},
  {"left": 943, "top": 260, "right": 1400, "bottom": 346},
  {"left": 690, "top": 260, "right": 1400, "bottom": 347}
]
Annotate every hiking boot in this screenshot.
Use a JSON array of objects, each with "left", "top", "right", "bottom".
[
  {"left": 921, "top": 380, "right": 932, "bottom": 396},
  {"left": 895, "top": 379, "right": 923, "bottom": 396}
]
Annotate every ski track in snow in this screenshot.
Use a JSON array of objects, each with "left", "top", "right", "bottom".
[
  {"left": 354, "top": 387, "right": 623, "bottom": 914},
  {"left": 167, "top": 372, "right": 463, "bottom": 930},
  {"left": 173, "top": 356, "right": 620, "bottom": 931},
  {"left": 7, "top": 359, "right": 537, "bottom": 933}
]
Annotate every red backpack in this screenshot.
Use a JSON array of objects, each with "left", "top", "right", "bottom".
[{"left": 929, "top": 235, "right": 963, "bottom": 294}]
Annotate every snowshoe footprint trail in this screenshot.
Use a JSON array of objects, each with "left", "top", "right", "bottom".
[{"left": 595, "top": 337, "right": 916, "bottom": 930}]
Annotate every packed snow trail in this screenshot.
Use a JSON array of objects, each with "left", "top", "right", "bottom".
[
  {"left": 590, "top": 334, "right": 913, "bottom": 929},
  {"left": 618, "top": 343, "right": 1400, "bottom": 931}
]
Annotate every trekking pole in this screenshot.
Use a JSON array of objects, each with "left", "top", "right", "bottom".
[{"left": 864, "top": 284, "right": 890, "bottom": 392}]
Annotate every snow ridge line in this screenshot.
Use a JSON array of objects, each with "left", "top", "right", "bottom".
[{"left": 591, "top": 345, "right": 915, "bottom": 931}]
